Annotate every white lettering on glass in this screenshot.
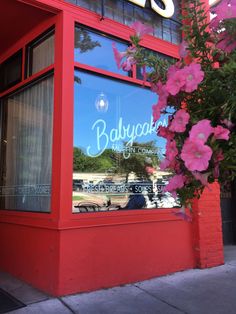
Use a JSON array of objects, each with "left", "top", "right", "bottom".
[
  {"left": 128, "top": 0, "right": 175, "bottom": 18},
  {"left": 86, "top": 116, "right": 168, "bottom": 157}
]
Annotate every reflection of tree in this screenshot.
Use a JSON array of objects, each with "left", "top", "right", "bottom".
[
  {"left": 73, "top": 141, "right": 160, "bottom": 181},
  {"left": 73, "top": 147, "right": 115, "bottom": 173},
  {"left": 74, "top": 76, "right": 81, "bottom": 84},
  {"left": 118, "top": 141, "right": 159, "bottom": 182},
  {"left": 75, "top": 28, "right": 101, "bottom": 53},
  {"left": 74, "top": 28, "right": 101, "bottom": 85}
]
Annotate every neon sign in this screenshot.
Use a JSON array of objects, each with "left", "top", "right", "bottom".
[{"left": 128, "top": 0, "right": 175, "bottom": 18}]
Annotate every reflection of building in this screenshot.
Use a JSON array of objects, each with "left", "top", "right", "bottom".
[{"left": 0, "top": 0, "right": 225, "bottom": 298}]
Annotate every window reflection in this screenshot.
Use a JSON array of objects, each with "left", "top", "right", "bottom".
[
  {"left": 136, "top": 48, "right": 176, "bottom": 81},
  {"left": 75, "top": 26, "right": 129, "bottom": 76},
  {"left": 67, "top": 0, "right": 182, "bottom": 45},
  {"left": 73, "top": 70, "right": 180, "bottom": 212}
]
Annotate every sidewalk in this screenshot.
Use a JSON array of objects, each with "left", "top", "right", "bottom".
[{"left": 1, "top": 246, "right": 236, "bottom": 314}]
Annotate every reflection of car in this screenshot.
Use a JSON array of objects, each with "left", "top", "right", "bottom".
[{"left": 73, "top": 179, "right": 84, "bottom": 191}]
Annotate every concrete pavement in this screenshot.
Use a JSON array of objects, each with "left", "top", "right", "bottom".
[{"left": 1, "top": 246, "right": 236, "bottom": 314}]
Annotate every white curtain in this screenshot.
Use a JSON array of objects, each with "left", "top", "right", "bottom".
[
  {"left": 31, "top": 34, "right": 55, "bottom": 75},
  {"left": 0, "top": 76, "right": 54, "bottom": 211}
]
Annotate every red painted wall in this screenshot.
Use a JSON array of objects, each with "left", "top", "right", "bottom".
[
  {"left": 0, "top": 211, "right": 195, "bottom": 296},
  {"left": 0, "top": 223, "right": 60, "bottom": 295},
  {"left": 57, "top": 217, "right": 195, "bottom": 295}
]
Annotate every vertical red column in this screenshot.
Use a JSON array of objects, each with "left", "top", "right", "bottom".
[
  {"left": 192, "top": 182, "right": 224, "bottom": 268},
  {"left": 52, "top": 10, "right": 74, "bottom": 222}
]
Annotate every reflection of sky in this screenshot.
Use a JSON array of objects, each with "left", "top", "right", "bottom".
[
  {"left": 74, "top": 70, "right": 171, "bottom": 158},
  {"left": 75, "top": 27, "right": 129, "bottom": 76}
]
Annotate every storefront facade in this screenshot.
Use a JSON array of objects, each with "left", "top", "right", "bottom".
[{"left": 0, "top": 0, "right": 224, "bottom": 296}]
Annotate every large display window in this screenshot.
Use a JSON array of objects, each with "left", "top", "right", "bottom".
[
  {"left": 0, "top": 75, "right": 54, "bottom": 212},
  {"left": 0, "top": 26, "right": 55, "bottom": 212},
  {"left": 73, "top": 70, "right": 179, "bottom": 212}
]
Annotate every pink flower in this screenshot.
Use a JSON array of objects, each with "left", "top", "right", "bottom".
[
  {"left": 209, "top": 16, "right": 220, "bottom": 31},
  {"left": 127, "top": 46, "right": 136, "bottom": 54},
  {"left": 181, "top": 63, "right": 204, "bottom": 93},
  {"left": 213, "top": 150, "right": 224, "bottom": 179},
  {"left": 166, "top": 140, "right": 178, "bottom": 161},
  {"left": 213, "top": 125, "right": 230, "bottom": 140},
  {"left": 160, "top": 158, "right": 181, "bottom": 173},
  {"left": 152, "top": 104, "right": 161, "bottom": 123},
  {"left": 151, "top": 82, "right": 158, "bottom": 93},
  {"left": 164, "top": 174, "right": 186, "bottom": 192},
  {"left": 181, "top": 139, "right": 213, "bottom": 171},
  {"left": 216, "top": 31, "right": 236, "bottom": 53},
  {"left": 159, "top": 158, "right": 171, "bottom": 170},
  {"left": 131, "top": 21, "right": 153, "bottom": 37},
  {"left": 141, "top": 65, "right": 147, "bottom": 83},
  {"left": 189, "top": 119, "right": 213, "bottom": 143},
  {"left": 154, "top": 82, "right": 169, "bottom": 111},
  {"left": 166, "top": 69, "right": 186, "bottom": 95},
  {"left": 112, "top": 42, "right": 126, "bottom": 69},
  {"left": 211, "top": 1, "right": 236, "bottom": 21},
  {"left": 157, "top": 98, "right": 167, "bottom": 111},
  {"left": 192, "top": 171, "right": 209, "bottom": 186},
  {"left": 170, "top": 191, "right": 178, "bottom": 199},
  {"left": 112, "top": 44, "right": 136, "bottom": 71},
  {"left": 213, "top": 164, "right": 220, "bottom": 178},
  {"left": 221, "top": 119, "right": 235, "bottom": 130},
  {"left": 122, "top": 56, "right": 136, "bottom": 71},
  {"left": 210, "top": 1, "right": 236, "bottom": 30},
  {"left": 169, "top": 109, "right": 190, "bottom": 133},
  {"left": 172, "top": 159, "right": 181, "bottom": 174},
  {"left": 179, "top": 40, "right": 189, "bottom": 58},
  {"left": 156, "top": 81, "right": 169, "bottom": 98},
  {"left": 157, "top": 126, "right": 175, "bottom": 141},
  {"left": 214, "top": 150, "right": 224, "bottom": 162},
  {"left": 167, "top": 62, "right": 181, "bottom": 79}
]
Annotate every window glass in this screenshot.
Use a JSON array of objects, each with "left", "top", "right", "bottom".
[
  {"left": 136, "top": 49, "right": 176, "bottom": 81},
  {"left": 26, "top": 29, "right": 55, "bottom": 77},
  {"left": 163, "top": 19, "right": 172, "bottom": 42},
  {"left": 0, "top": 50, "right": 22, "bottom": 93},
  {"left": 75, "top": 26, "right": 130, "bottom": 76},
  {"left": 73, "top": 0, "right": 101, "bottom": 13},
  {"left": 0, "top": 76, "right": 54, "bottom": 212},
  {"left": 104, "top": 0, "right": 124, "bottom": 23},
  {"left": 171, "top": 20, "right": 182, "bottom": 45},
  {"left": 73, "top": 70, "right": 179, "bottom": 213},
  {"left": 66, "top": 0, "right": 182, "bottom": 45}
]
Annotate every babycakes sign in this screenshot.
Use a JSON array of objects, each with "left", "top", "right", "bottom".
[
  {"left": 86, "top": 116, "right": 168, "bottom": 157},
  {"left": 128, "top": 0, "right": 175, "bottom": 18}
]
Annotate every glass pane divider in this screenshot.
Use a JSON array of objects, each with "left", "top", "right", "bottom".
[
  {"left": 0, "top": 65, "right": 54, "bottom": 99},
  {"left": 74, "top": 61, "right": 151, "bottom": 88}
]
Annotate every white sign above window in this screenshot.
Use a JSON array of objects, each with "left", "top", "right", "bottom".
[{"left": 128, "top": 0, "right": 175, "bottom": 18}]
